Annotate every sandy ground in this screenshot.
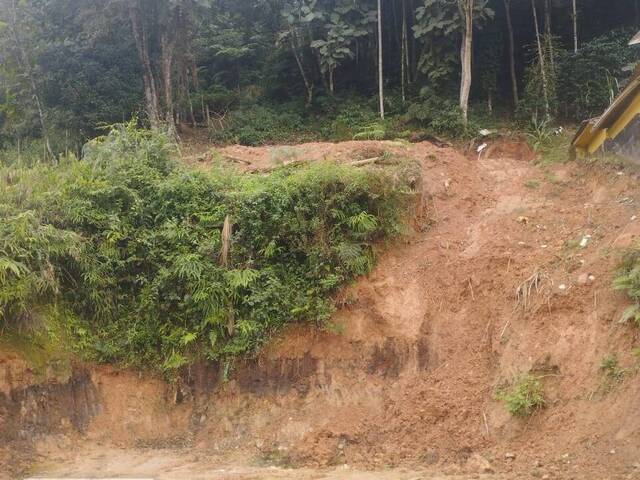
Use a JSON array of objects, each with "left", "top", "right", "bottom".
[
  {"left": 25, "top": 446, "right": 511, "bottom": 479},
  {"left": 4, "top": 138, "right": 640, "bottom": 479}
]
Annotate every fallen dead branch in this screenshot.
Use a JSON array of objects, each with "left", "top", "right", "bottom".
[
  {"left": 221, "top": 154, "right": 252, "bottom": 165},
  {"left": 515, "top": 269, "right": 552, "bottom": 311},
  {"left": 348, "top": 156, "right": 382, "bottom": 166},
  {"left": 182, "top": 150, "right": 252, "bottom": 165}
]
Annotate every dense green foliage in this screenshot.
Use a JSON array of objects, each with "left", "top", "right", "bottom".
[
  {"left": 0, "top": 124, "right": 414, "bottom": 371},
  {"left": 555, "top": 29, "right": 639, "bottom": 120},
  {"left": 1, "top": 0, "right": 638, "bottom": 155}
]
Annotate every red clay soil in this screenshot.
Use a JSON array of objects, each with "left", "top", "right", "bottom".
[{"left": 2, "top": 139, "right": 640, "bottom": 479}]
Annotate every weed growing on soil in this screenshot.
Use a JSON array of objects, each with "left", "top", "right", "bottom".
[
  {"left": 613, "top": 249, "right": 640, "bottom": 325},
  {"left": 495, "top": 374, "right": 546, "bottom": 416},
  {"left": 600, "top": 354, "right": 626, "bottom": 383},
  {"left": 0, "top": 123, "right": 416, "bottom": 373}
]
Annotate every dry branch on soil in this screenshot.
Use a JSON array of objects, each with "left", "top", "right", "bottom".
[
  {"left": 183, "top": 150, "right": 252, "bottom": 165},
  {"left": 515, "top": 270, "right": 552, "bottom": 311}
]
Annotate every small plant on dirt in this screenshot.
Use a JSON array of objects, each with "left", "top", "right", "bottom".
[
  {"left": 495, "top": 374, "right": 546, "bottom": 416},
  {"left": 525, "top": 115, "right": 554, "bottom": 152},
  {"left": 600, "top": 354, "right": 626, "bottom": 383},
  {"left": 524, "top": 180, "right": 540, "bottom": 189},
  {"left": 613, "top": 248, "right": 640, "bottom": 325},
  {"left": 543, "top": 171, "right": 561, "bottom": 185}
]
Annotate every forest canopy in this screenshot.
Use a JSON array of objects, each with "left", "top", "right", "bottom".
[{"left": 0, "top": 0, "right": 638, "bottom": 155}]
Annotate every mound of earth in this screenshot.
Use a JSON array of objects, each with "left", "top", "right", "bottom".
[{"left": 2, "top": 139, "right": 640, "bottom": 479}]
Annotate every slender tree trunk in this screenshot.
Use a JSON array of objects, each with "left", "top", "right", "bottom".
[
  {"left": 544, "top": 0, "right": 555, "bottom": 73},
  {"left": 187, "top": 90, "right": 196, "bottom": 128},
  {"left": 409, "top": 0, "right": 417, "bottom": 82},
  {"left": 8, "top": 0, "right": 54, "bottom": 160},
  {"left": 401, "top": 0, "right": 408, "bottom": 102},
  {"left": 503, "top": 0, "right": 519, "bottom": 108},
  {"left": 329, "top": 68, "right": 335, "bottom": 94},
  {"left": 290, "top": 30, "right": 313, "bottom": 105},
  {"left": 129, "top": 1, "right": 161, "bottom": 128},
  {"left": 377, "top": 0, "right": 385, "bottom": 119},
  {"left": 532, "top": 0, "right": 550, "bottom": 119},
  {"left": 459, "top": 0, "right": 473, "bottom": 125},
  {"left": 160, "top": 30, "right": 177, "bottom": 135},
  {"left": 572, "top": 0, "right": 578, "bottom": 53}
]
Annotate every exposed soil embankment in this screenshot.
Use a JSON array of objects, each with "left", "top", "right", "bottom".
[{"left": 3, "top": 139, "right": 640, "bottom": 479}]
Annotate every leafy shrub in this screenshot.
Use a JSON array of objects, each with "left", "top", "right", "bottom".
[
  {"left": 1, "top": 123, "right": 415, "bottom": 373},
  {"left": 555, "top": 29, "right": 639, "bottom": 121},
  {"left": 405, "top": 94, "right": 477, "bottom": 138},
  {"left": 353, "top": 122, "right": 387, "bottom": 141},
  {"left": 320, "top": 101, "right": 380, "bottom": 141},
  {"left": 495, "top": 374, "right": 546, "bottom": 416},
  {"left": 209, "top": 104, "right": 312, "bottom": 146},
  {"left": 0, "top": 211, "right": 81, "bottom": 328},
  {"left": 613, "top": 248, "right": 640, "bottom": 324}
]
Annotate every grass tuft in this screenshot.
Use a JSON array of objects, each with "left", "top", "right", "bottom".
[{"left": 495, "top": 374, "right": 546, "bottom": 416}]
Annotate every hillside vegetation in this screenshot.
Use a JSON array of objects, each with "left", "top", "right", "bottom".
[{"left": 0, "top": 124, "right": 416, "bottom": 373}]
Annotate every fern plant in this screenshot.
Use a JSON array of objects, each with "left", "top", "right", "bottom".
[{"left": 353, "top": 122, "right": 386, "bottom": 141}]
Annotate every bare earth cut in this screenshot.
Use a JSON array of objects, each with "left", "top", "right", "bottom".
[{"left": 2, "top": 140, "right": 640, "bottom": 479}]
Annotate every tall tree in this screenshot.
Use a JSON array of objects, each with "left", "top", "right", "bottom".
[
  {"left": 128, "top": 0, "right": 161, "bottom": 128},
  {"left": 280, "top": 0, "right": 321, "bottom": 105},
  {"left": 572, "top": 0, "right": 578, "bottom": 53},
  {"left": 0, "top": 0, "right": 53, "bottom": 159},
  {"left": 458, "top": 0, "right": 474, "bottom": 124},
  {"left": 377, "top": 0, "right": 385, "bottom": 119},
  {"left": 401, "top": 0, "right": 409, "bottom": 102},
  {"left": 531, "top": 0, "right": 550, "bottom": 119},
  {"left": 503, "top": 0, "right": 519, "bottom": 107},
  {"left": 126, "top": 0, "right": 209, "bottom": 132},
  {"left": 544, "top": 0, "right": 555, "bottom": 73}
]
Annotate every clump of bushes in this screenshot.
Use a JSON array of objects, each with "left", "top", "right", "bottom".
[
  {"left": 209, "top": 103, "right": 313, "bottom": 146},
  {"left": 495, "top": 374, "right": 546, "bottom": 416},
  {"left": 207, "top": 95, "right": 408, "bottom": 145},
  {"left": 555, "top": 29, "right": 639, "bottom": 121},
  {"left": 0, "top": 122, "right": 415, "bottom": 373},
  {"left": 405, "top": 93, "right": 477, "bottom": 138},
  {"left": 613, "top": 248, "right": 640, "bottom": 325}
]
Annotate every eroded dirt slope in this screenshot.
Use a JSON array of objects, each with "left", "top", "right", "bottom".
[{"left": 3, "top": 140, "right": 640, "bottom": 479}]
